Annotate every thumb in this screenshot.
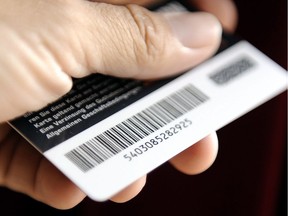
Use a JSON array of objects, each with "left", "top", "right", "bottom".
[
  {"left": 0, "top": 1, "right": 222, "bottom": 122},
  {"left": 67, "top": 3, "right": 222, "bottom": 79}
]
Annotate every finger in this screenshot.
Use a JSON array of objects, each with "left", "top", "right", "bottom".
[
  {"left": 190, "top": 0, "right": 238, "bottom": 32},
  {"left": 0, "top": 123, "right": 145, "bottom": 207},
  {"left": 0, "top": 129, "right": 85, "bottom": 209},
  {"left": 90, "top": 0, "right": 157, "bottom": 6},
  {"left": 34, "top": 158, "right": 87, "bottom": 209},
  {"left": 169, "top": 132, "right": 218, "bottom": 175},
  {"left": 110, "top": 175, "right": 147, "bottom": 202},
  {"left": 0, "top": 0, "right": 222, "bottom": 122}
]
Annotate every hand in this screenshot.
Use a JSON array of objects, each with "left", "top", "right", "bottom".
[{"left": 0, "top": 0, "right": 237, "bottom": 209}]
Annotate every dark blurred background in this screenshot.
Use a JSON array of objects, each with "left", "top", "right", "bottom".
[{"left": 0, "top": 0, "right": 286, "bottom": 215}]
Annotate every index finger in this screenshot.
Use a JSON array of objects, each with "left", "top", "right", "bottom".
[{"left": 190, "top": 0, "right": 238, "bottom": 32}]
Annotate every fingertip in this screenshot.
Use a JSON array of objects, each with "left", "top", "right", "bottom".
[
  {"left": 35, "top": 159, "right": 86, "bottom": 210},
  {"left": 110, "top": 175, "right": 147, "bottom": 203},
  {"left": 169, "top": 132, "right": 219, "bottom": 175},
  {"left": 191, "top": 0, "right": 238, "bottom": 33}
]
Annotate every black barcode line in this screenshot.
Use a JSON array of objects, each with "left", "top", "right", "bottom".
[
  {"left": 165, "top": 96, "right": 186, "bottom": 114},
  {"left": 143, "top": 108, "right": 166, "bottom": 127},
  {"left": 127, "top": 118, "right": 149, "bottom": 136},
  {"left": 124, "top": 119, "right": 146, "bottom": 139},
  {"left": 117, "top": 123, "right": 137, "bottom": 142},
  {"left": 136, "top": 113, "right": 159, "bottom": 131},
  {"left": 150, "top": 104, "right": 173, "bottom": 123},
  {"left": 136, "top": 115, "right": 155, "bottom": 133},
  {"left": 65, "top": 84, "right": 209, "bottom": 172},
  {"left": 170, "top": 94, "right": 192, "bottom": 111},
  {"left": 187, "top": 85, "right": 209, "bottom": 103},
  {"left": 97, "top": 134, "right": 121, "bottom": 153},
  {"left": 114, "top": 125, "right": 139, "bottom": 143},
  {"left": 90, "top": 139, "right": 113, "bottom": 159},
  {"left": 85, "top": 140, "right": 109, "bottom": 161},
  {"left": 67, "top": 150, "right": 94, "bottom": 171},
  {"left": 80, "top": 145, "right": 104, "bottom": 164},
  {"left": 104, "top": 131, "right": 128, "bottom": 149}
]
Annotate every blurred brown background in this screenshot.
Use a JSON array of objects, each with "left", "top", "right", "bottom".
[{"left": 0, "top": 0, "right": 286, "bottom": 215}]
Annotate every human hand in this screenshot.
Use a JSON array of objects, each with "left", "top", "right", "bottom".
[{"left": 0, "top": 0, "right": 237, "bottom": 209}]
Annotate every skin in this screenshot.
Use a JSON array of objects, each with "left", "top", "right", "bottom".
[{"left": 0, "top": 0, "right": 237, "bottom": 210}]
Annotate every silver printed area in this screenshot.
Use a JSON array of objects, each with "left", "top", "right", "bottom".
[{"left": 209, "top": 56, "right": 255, "bottom": 85}]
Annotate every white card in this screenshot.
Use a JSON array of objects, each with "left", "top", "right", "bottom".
[{"left": 10, "top": 39, "right": 287, "bottom": 201}]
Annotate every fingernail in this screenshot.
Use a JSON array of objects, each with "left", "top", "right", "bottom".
[{"left": 163, "top": 12, "right": 222, "bottom": 48}]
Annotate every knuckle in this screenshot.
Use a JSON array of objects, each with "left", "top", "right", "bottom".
[
  {"left": 125, "top": 5, "right": 169, "bottom": 74},
  {"left": 80, "top": 4, "right": 170, "bottom": 78},
  {"left": 1, "top": 35, "right": 72, "bottom": 119}
]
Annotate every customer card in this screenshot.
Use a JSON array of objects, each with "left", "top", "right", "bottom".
[{"left": 9, "top": 1, "right": 287, "bottom": 202}]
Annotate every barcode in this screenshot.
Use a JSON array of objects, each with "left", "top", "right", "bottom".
[{"left": 65, "top": 84, "right": 209, "bottom": 172}]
